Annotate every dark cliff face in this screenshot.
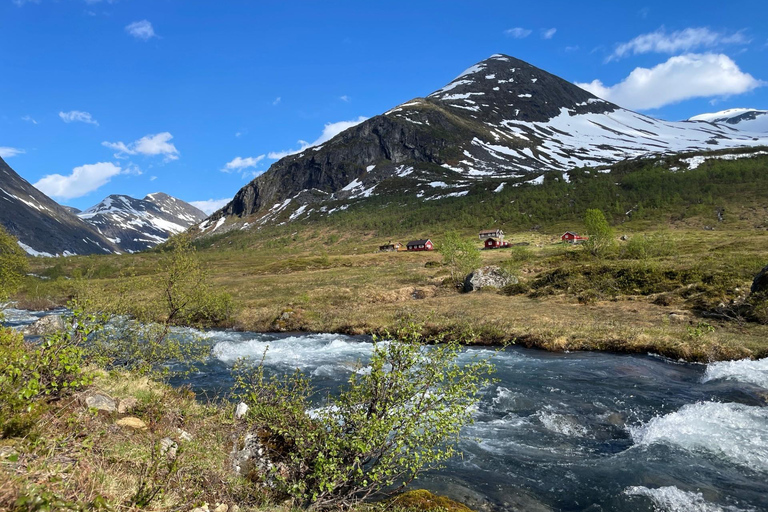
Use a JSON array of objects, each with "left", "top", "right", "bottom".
[
  {"left": 0, "top": 157, "right": 116, "bottom": 256},
  {"left": 201, "top": 54, "right": 768, "bottom": 232}
]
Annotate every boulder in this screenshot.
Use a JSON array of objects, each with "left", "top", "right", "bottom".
[
  {"left": 23, "top": 315, "right": 65, "bottom": 336},
  {"left": 214, "top": 505, "right": 228, "bottom": 512},
  {"left": 85, "top": 394, "right": 117, "bottom": 413},
  {"left": 235, "top": 402, "right": 249, "bottom": 420},
  {"left": 751, "top": 264, "right": 768, "bottom": 295},
  {"left": 176, "top": 428, "right": 193, "bottom": 442},
  {"left": 117, "top": 397, "right": 138, "bottom": 414},
  {"left": 116, "top": 417, "right": 148, "bottom": 430},
  {"left": 463, "top": 266, "right": 518, "bottom": 293}
]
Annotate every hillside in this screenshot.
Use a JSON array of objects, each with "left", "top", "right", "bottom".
[
  {"left": 198, "top": 54, "right": 768, "bottom": 236},
  {"left": 0, "top": 156, "right": 116, "bottom": 256},
  {"left": 79, "top": 193, "right": 206, "bottom": 253},
  {"left": 689, "top": 108, "right": 768, "bottom": 133}
]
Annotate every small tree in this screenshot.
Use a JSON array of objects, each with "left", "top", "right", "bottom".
[
  {"left": 583, "top": 209, "right": 615, "bottom": 258},
  {"left": 87, "top": 234, "right": 232, "bottom": 377},
  {"left": 232, "top": 322, "right": 496, "bottom": 509},
  {"left": 439, "top": 231, "right": 481, "bottom": 287},
  {"left": 0, "top": 226, "right": 28, "bottom": 302}
]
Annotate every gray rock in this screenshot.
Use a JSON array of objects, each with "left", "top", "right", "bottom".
[
  {"left": 23, "top": 315, "right": 65, "bottom": 336},
  {"left": 235, "top": 402, "right": 249, "bottom": 420},
  {"left": 85, "top": 394, "right": 117, "bottom": 413},
  {"left": 160, "top": 437, "right": 178, "bottom": 459},
  {"left": 176, "top": 428, "right": 193, "bottom": 442},
  {"left": 751, "top": 264, "right": 768, "bottom": 294},
  {"left": 463, "top": 265, "right": 518, "bottom": 293}
]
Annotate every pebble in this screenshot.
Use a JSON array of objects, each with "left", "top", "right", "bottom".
[{"left": 115, "top": 417, "right": 148, "bottom": 430}]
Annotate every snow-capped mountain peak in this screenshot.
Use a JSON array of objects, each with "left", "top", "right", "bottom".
[
  {"left": 79, "top": 193, "right": 206, "bottom": 252},
  {"left": 689, "top": 108, "right": 768, "bottom": 132}
]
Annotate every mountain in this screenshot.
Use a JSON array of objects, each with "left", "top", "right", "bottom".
[
  {"left": 78, "top": 193, "right": 206, "bottom": 253},
  {"left": 0, "top": 156, "right": 116, "bottom": 256},
  {"left": 689, "top": 108, "right": 768, "bottom": 133},
  {"left": 198, "top": 54, "right": 768, "bottom": 234}
]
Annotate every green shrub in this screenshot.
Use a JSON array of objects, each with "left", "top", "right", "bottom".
[
  {"left": 439, "top": 232, "right": 481, "bottom": 288},
  {"left": 0, "top": 225, "right": 28, "bottom": 301},
  {"left": 232, "top": 322, "right": 495, "bottom": 509},
  {"left": 0, "top": 306, "right": 100, "bottom": 438}
]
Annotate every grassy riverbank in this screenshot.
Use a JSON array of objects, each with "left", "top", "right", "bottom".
[{"left": 16, "top": 225, "right": 768, "bottom": 362}]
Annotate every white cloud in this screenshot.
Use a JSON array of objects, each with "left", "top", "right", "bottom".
[
  {"left": 222, "top": 155, "right": 265, "bottom": 175},
  {"left": 575, "top": 53, "right": 764, "bottom": 110},
  {"left": 22, "top": 115, "right": 37, "bottom": 124},
  {"left": 0, "top": 147, "right": 25, "bottom": 158},
  {"left": 268, "top": 116, "right": 368, "bottom": 160},
  {"left": 125, "top": 20, "right": 156, "bottom": 41},
  {"left": 565, "top": 45, "right": 580, "bottom": 52},
  {"left": 541, "top": 28, "right": 557, "bottom": 40},
  {"left": 504, "top": 27, "right": 532, "bottom": 39},
  {"left": 59, "top": 110, "right": 99, "bottom": 126},
  {"left": 190, "top": 198, "right": 230, "bottom": 215},
  {"left": 12, "top": 0, "right": 40, "bottom": 6},
  {"left": 340, "top": 95, "right": 350, "bottom": 102},
  {"left": 273, "top": 97, "right": 282, "bottom": 106},
  {"left": 608, "top": 27, "right": 750, "bottom": 61},
  {"left": 103, "top": 132, "right": 180, "bottom": 161},
  {"left": 33, "top": 162, "right": 122, "bottom": 200}
]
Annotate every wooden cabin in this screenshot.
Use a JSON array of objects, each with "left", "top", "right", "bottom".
[
  {"left": 479, "top": 229, "right": 504, "bottom": 240},
  {"left": 379, "top": 242, "right": 402, "bottom": 252},
  {"left": 561, "top": 231, "right": 588, "bottom": 244},
  {"left": 406, "top": 239, "right": 434, "bottom": 251},
  {"left": 484, "top": 238, "right": 512, "bottom": 249}
]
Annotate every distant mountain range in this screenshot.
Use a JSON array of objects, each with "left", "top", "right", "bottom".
[
  {"left": 689, "top": 108, "right": 768, "bottom": 133},
  {"left": 0, "top": 156, "right": 205, "bottom": 256},
  {"left": 78, "top": 193, "right": 206, "bottom": 253},
  {"left": 199, "top": 54, "right": 768, "bottom": 235}
]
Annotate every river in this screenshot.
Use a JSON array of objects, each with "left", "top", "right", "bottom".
[{"left": 5, "top": 308, "right": 768, "bottom": 511}]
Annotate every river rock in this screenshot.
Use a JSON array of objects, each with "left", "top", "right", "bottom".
[
  {"left": 117, "top": 397, "right": 138, "bottom": 414},
  {"left": 85, "top": 394, "right": 117, "bottom": 413},
  {"left": 463, "top": 266, "right": 518, "bottom": 293},
  {"left": 23, "top": 315, "right": 65, "bottom": 336},
  {"left": 751, "top": 264, "right": 768, "bottom": 294},
  {"left": 116, "top": 417, "right": 148, "bottom": 430},
  {"left": 235, "top": 402, "right": 249, "bottom": 420}
]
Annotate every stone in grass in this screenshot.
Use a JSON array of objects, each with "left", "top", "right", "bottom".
[
  {"left": 116, "top": 417, "right": 148, "bottom": 430},
  {"left": 23, "top": 315, "right": 65, "bottom": 336},
  {"left": 85, "top": 394, "right": 117, "bottom": 413},
  {"left": 160, "top": 437, "right": 178, "bottom": 459},
  {"left": 176, "top": 428, "right": 193, "bottom": 442},
  {"left": 752, "top": 264, "right": 768, "bottom": 295},
  {"left": 235, "top": 402, "right": 249, "bottom": 420},
  {"left": 463, "top": 266, "right": 518, "bottom": 293}
]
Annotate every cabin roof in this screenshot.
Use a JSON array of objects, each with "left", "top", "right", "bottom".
[{"left": 407, "top": 239, "right": 431, "bottom": 246}]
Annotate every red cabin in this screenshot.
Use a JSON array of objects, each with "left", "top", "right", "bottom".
[
  {"left": 484, "top": 238, "right": 511, "bottom": 249},
  {"left": 406, "top": 239, "right": 434, "bottom": 251},
  {"left": 561, "top": 231, "right": 588, "bottom": 244}
]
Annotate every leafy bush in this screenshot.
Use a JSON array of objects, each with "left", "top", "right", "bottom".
[
  {"left": 0, "top": 306, "right": 101, "bottom": 437},
  {"left": 583, "top": 209, "right": 615, "bottom": 258},
  {"left": 439, "top": 232, "right": 481, "bottom": 288},
  {"left": 232, "top": 322, "right": 495, "bottom": 509},
  {"left": 621, "top": 232, "right": 674, "bottom": 260},
  {"left": 0, "top": 225, "right": 28, "bottom": 301}
]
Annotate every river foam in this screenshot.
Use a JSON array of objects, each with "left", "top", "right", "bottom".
[
  {"left": 212, "top": 333, "right": 373, "bottom": 373},
  {"left": 629, "top": 401, "right": 768, "bottom": 472},
  {"left": 624, "top": 486, "right": 749, "bottom": 512},
  {"left": 702, "top": 358, "right": 768, "bottom": 389}
]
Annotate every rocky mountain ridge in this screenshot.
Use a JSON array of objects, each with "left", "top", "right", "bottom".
[
  {"left": 0, "top": 156, "right": 116, "bottom": 256},
  {"left": 78, "top": 192, "right": 206, "bottom": 253},
  {"left": 198, "top": 54, "right": 768, "bottom": 235}
]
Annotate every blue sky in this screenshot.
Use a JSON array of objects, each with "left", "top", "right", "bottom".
[{"left": 1, "top": 0, "right": 766, "bottom": 213}]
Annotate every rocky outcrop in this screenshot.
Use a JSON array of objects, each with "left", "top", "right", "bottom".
[
  {"left": 22, "top": 315, "right": 65, "bottom": 336},
  {"left": 463, "top": 266, "right": 518, "bottom": 293},
  {"left": 751, "top": 264, "right": 768, "bottom": 295}
]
